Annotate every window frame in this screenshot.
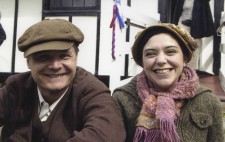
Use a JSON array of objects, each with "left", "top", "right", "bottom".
[{"left": 42, "top": 0, "right": 101, "bottom": 16}]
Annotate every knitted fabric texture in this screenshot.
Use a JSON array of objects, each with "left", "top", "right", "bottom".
[{"left": 133, "top": 66, "right": 199, "bottom": 142}]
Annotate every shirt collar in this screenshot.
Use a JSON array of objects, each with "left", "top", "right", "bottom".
[{"left": 38, "top": 87, "right": 68, "bottom": 110}]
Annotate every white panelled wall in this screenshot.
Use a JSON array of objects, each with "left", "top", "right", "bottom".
[
  {"left": 0, "top": 0, "right": 160, "bottom": 92},
  {"left": 0, "top": 0, "right": 222, "bottom": 92},
  {"left": 219, "top": 12, "right": 225, "bottom": 92}
]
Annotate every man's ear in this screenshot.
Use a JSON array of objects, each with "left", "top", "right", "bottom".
[{"left": 26, "top": 57, "right": 31, "bottom": 69}]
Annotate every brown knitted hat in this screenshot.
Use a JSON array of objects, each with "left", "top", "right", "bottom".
[
  {"left": 18, "top": 19, "right": 84, "bottom": 57},
  {"left": 132, "top": 23, "right": 198, "bottom": 67}
]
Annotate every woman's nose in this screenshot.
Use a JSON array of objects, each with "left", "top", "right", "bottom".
[{"left": 156, "top": 53, "right": 167, "bottom": 65}]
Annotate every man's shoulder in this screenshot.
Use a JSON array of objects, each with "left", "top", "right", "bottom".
[
  {"left": 6, "top": 72, "right": 31, "bottom": 83},
  {"left": 72, "top": 67, "right": 109, "bottom": 90},
  {"left": 5, "top": 72, "right": 35, "bottom": 90}
]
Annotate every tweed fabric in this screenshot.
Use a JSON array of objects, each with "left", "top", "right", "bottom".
[
  {"left": 113, "top": 77, "right": 224, "bottom": 142},
  {"left": 18, "top": 19, "right": 84, "bottom": 57}
]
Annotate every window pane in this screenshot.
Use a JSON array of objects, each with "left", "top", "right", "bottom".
[
  {"left": 85, "top": 0, "right": 96, "bottom": 7},
  {"left": 73, "top": 0, "right": 84, "bottom": 7},
  {"left": 62, "top": 0, "right": 73, "bottom": 7},
  {"left": 50, "top": 0, "right": 62, "bottom": 8},
  {"left": 44, "top": 0, "right": 100, "bottom": 11}
]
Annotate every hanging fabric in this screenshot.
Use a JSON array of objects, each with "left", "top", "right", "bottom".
[
  {"left": 0, "top": 22, "right": 6, "bottom": 46},
  {"left": 109, "top": 0, "right": 125, "bottom": 60}
]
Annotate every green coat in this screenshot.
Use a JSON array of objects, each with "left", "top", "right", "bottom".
[{"left": 113, "top": 77, "right": 224, "bottom": 142}]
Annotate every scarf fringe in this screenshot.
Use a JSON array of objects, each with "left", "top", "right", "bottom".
[
  {"left": 133, "top": 127, "right": 160, "bottom": 142},
  {"left": 159, "top": 119, "right": 180, "bottom": 142},
  {"left": 133, "top": 121, "right": 180, "bottom": 142}
]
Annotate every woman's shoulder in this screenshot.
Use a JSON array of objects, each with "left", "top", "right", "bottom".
[
  {"left": 112, "top": 77, "right": 139, "bottom": 102},
  {"left": 192, "top": 84, "right": 221, "bottom": 107},
  {"left": 113, "top": 77, "right": 137, "bottom": 95},
  {"left": 196, "top": 85, "right": 219, "bottom": 99}
]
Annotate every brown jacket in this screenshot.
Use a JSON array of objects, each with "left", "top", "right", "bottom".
[{"left": 0, "top": 67, "right": 125, "bottom": 142}]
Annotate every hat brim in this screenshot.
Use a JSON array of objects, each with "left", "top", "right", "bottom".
[
  {"left": 24, "top": 41, "right": 74, "bottom": 57},
  {"left": 146, "top": 25, "right": 192, "bottom": 55}
]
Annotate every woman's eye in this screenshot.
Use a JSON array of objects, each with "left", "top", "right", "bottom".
[
  {"left": 145, "top": 52, "right": 155, "bottom": 57},
  {"left": 166, "top": 50, "right": 176, "bottom": 55}
]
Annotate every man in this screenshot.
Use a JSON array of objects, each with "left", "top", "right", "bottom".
[{"left": 0, "top": 19, "right": 125, "bottom": 142}]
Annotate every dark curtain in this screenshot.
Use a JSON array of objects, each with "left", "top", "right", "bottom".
[
  {"left": 213, "top": 0, "right": 224, "bottom": 75},
  {"left": 0, "top": 23, "right": 6, "bottom": 46}
]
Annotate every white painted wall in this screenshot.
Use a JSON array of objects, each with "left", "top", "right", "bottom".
[
  {"left": 220, "top": 11, "right": 225, "bottom": 92},
  {"left": 99, "top": 0, "right": 159, "bottom": 91},
  {"left": 0, "top": 0, "right": 160, "bottom": 92},
  {"left": 198, "top": 0, "right": 215, "bottom": 74},
  {"left": 0, "top": 0, "right": 16, "bottom": 72},
  {"left": 0, "top": 0, "right": 219, "bottom": 92}
]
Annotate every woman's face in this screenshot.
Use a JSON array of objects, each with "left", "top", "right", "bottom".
[{"left": 142, "top": 33, "right": 186, "bottom": 91}]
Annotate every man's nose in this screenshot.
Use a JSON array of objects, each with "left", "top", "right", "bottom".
[{"left": 48, "top": 58, "right": 62, "bottom": 69}]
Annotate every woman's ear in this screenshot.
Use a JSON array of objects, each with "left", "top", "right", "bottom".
[{"left": 183, "top": 56, "right": 188, "bottom": 66}]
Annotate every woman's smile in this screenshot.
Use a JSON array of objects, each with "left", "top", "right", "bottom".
[{"left": 154, "top": 68, "right": 173, "bottom": 74}]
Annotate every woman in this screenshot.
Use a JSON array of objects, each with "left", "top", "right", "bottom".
[{"left": 112, "top": 23, "right": 224, "bottom": 142}]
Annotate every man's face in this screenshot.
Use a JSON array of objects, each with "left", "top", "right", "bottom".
[{"left": 27, "top": 47, "right": 77, "bottom": 95}]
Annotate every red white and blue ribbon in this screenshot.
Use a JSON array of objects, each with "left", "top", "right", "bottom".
[{"left": 110, "top": 0, "right": 125, "bottom": 60}]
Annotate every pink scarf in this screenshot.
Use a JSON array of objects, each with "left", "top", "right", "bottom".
[{"left": 133, "top": 67, "right": 199, "bottom": 142}]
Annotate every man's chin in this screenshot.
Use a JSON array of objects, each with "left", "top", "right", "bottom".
[{"left": 45, "top": 85, "right": 67, "bottom": 92}]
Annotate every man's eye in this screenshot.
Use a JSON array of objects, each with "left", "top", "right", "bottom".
[
  {"left": 59, "top": 54, "right": 71, "bottom": 59},
  {"left": 34, "top": 55, "right": 50, "bottom": 61}
]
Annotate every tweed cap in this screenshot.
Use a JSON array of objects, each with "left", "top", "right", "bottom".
[
  {"left": 132, "top": 23, "right": 198, "bottom": 66},
  {"left": 18, "top": 19, "right": 84, "bottom": 57}
]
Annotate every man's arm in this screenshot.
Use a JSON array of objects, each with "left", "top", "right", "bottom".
[{"left": 68, "top": 91, "right": 126, "bottom": 142}]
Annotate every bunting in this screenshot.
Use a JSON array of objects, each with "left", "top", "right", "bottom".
[{"left": 110, "top": 0, "right": 125, "bottom": 60}]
